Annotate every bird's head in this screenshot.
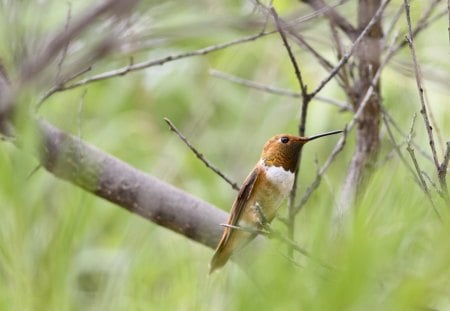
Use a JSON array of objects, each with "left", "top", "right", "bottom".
[{"left": 261, "top": 130, "right": 342, "bottom": 172}]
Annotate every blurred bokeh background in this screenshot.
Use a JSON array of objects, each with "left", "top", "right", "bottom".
[{"left": 0, "top": 0, "right": 449, "bottom": 310}]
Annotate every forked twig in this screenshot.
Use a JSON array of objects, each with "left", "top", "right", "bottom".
[
  {"left": 404, "top": 0, "right": 448, "bottom": 201},
  {"left": 382, "top": 113, "right": 421, "bottom": 187},
  {"left": 271, "top": 8, "right": 308, "bottom": 99},
  {"left": 294, "top": 10, "right": 395, "bottom": 213},
  {"left": 164, "top": 118, "right": 240, "bottom": 191},
  {"left": 309, "top": 0, "right": 391, "bottom": 99},
  {"left": 405, "top": 115, "right": 441, "bottom": 219},
  {"left": 404, "top": 0, "right": 440, "bottom": 170},
  {"left": 271, "top": 7, "right": 311, "bottom": 256},
  {"left": 49, "top": 32, "right": 268, "bottom": 96}
]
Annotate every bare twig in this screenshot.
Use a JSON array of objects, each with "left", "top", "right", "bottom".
[
  {"left": 37, "top": 65, "right": 93, "bottom": 108},
  {"left": 309, "top": 0, "right": 391, "bottom": 99},
  {"left": 163, "top": 118, "right": 240, "bottom": 192},
  {"left": 295, "top": 127, "right": 347, "bottom": 212},
  {"left": 382, "top": 112, "right": 421, "bottom": 187},
  {"left": 50, "top": 32, "right": 268, "bottom": 95},
  {"left": 382, "top": 108, "right": 434, "bottom": 163},
  {"left": 391, "top": 2, "right": 446, "bottom": 59},
  {"left": 438, "top": 142, "right": 450, "bottom": 199},
  {"left": 301, "top": 0, "right": 356, "bottom": 40},
  {"left": 405, "top": 115, "right": 441, "bottom": 219},
  {"left": 421, "top": 170, "right": 442, "bottom": 195},
  {"left": 329, "top": 21, "right": 354, "bottom": 105},
  {"left": 271, "top": 8, "right": 308, "bottom": 99},
  {"left": 209, "top": 69, "right": 351, "bottom": 110},
  {"left": 55, "top": 1, "right": 73, "bottom": 83},
  {"left": 404, "top": 0, "right": 441, "bottom": 182},
  {"left": 294, "top": 19, "right": 396, "bottom": 214},
  {"left": 285, "top": 28, "right": 345, "bottom": 86},
  {"left": 272, "top": 7, "right": 312, "bottom": 256},
  {"left": 384, "top": 4, "right": 405, "bottom": 43}
]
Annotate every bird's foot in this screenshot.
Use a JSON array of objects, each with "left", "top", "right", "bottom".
[{"left": 254, "top": 202, "right": 270, "bottom": 229}]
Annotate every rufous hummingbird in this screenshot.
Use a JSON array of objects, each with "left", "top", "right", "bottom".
[{"left": 209, "top": 130, "right": 342, "bottom": 273}]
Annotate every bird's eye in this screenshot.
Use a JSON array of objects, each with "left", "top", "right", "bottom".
[{"left": 280, "top": 136, "right": 289, "bottom": 144}]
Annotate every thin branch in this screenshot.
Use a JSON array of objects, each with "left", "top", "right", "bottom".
[
  {"left": 37, "top": 65, "right": 93, "bottom": 108},
  {"left": 50, "top": 32, "right": 268, "bottom": 95},
  {"left": 421, "top": 170, "right": 442, "bottom": 195},
  {"left": 384, "top": 4, "right": 405, "bottom": 43},
  {"left": 301, "top": 0, "right": 356, "bottom": 39},
  {"left": 405, "top": 115, "right": 441, "bottom": 219},
  {"left": 438, "top": 142, "right": 450, "bottom": 199},
  {"left": 293, "top": 16, "right": 395, "bottom": 213},
  {"left": 163, "top": 118, "right": 240, "bottom": 192},
  {"left": 404, "top": 0, "right": 441, "bottom": 176},
  {"left": 295, "top": 127, "right": 347, "bottom": 212},
  {"left": 271, "top": 8, "right": 308, "bottom": 99},
  {"left": 329, "top": 21, "right": 354, "bottom": 105},
  {"left": 286, "top": 28, "right": 345, "bottom": 86},
  {"left": 309, "top": 0, "right": 391, "bottom": 99},
  {"left": 55, "top": 1, "right": 73, "bottom": 83},
  {"left": 382, "top": 112, "right": 421, "bottom": 187},
  {"left": 209, "top": 69, "right": 351, "bottom": 110},
  {"left": 382, "top": 108, "right": 434, "bottom": 163},
  {"left": 394, "top": 0, "right": 445, "bottom": 53},
  {"left": 272, "top": 7, "right": 311, "bottom": 257}
]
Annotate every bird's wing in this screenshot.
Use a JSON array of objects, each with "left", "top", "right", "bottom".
[
  {"left": 227, "top": 165, "right": 260, "bottom": 227},
  {"left": 209, "top": 165, "right": 261, "bottom": 273}
]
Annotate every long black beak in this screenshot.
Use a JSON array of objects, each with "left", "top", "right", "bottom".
[{"left": 306, "top": 130, "right": 343, "bottom": 142}]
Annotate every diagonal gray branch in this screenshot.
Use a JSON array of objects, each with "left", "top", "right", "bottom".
[{"left": 37, "top": 120, "right": 227, "bottom": 249}]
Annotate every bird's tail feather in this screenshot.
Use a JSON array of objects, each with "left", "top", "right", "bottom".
[{"left": 209, "top": 248, "right": 231, "bottom": 274}]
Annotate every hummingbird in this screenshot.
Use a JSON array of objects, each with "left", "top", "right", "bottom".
[{"left": 209, "top": 130, "right": 342, "bottom": 273}]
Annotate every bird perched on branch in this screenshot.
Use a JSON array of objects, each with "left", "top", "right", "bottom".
[{"left": 209, "top": 130, "right": 342, "bottom": 273}]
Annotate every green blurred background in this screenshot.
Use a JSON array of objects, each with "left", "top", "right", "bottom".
[{"left": 0, "top": 0, "right": 449, "bottom": 310}]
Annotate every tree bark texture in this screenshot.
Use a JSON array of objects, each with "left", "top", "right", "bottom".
[
  {"left": 37, "top": 120, "right": 227, "bottom": 249},
  {"left": 338, "top": 0, "right": 382, "bottom": 216}
]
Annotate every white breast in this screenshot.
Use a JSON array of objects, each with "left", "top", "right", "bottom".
[{"left": 261, "top": 160, "right": 295, "bottom": 196}]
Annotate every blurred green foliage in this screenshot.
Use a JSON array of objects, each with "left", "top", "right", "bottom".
[{"left": 0, "top": 0, "right": 449, "bottom": 310}]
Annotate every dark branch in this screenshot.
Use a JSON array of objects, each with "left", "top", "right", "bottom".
[
  {"left": 404, "top": 0, "right": 440, "bottom": 171},
  {"left": 271, "top": 8, "right": 308, "bottom": 99},
  {"left": 309, "top": 0, "right": 391, "bottom": 99},
  {"left": 164, "top": 118, "right": 240, "bottom": 192},
  {"left": 271, "top": 7, "right": 311, "bottom": 256}
]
